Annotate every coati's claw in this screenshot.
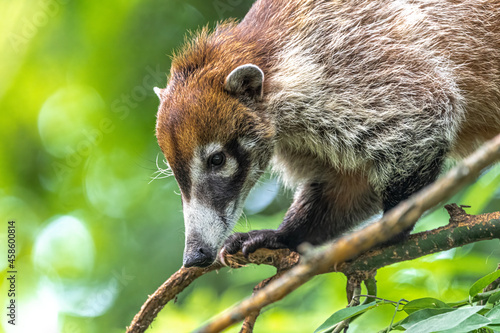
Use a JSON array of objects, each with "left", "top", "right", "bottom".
[
  {"left": 223, "top": 229, "right": 289, "bottom": 258},
  {"left": 223, "top": 232, "right": 250, "bottom": 255},
  {"left": 218, "top": 248, "right": 226, "bottom": 266}
]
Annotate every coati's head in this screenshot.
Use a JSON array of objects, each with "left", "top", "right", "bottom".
[{"left": 155, "top": 60, "right": 274, "bottom": 267}]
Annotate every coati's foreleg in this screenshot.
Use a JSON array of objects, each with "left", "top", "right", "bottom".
[
  {"left": 223, "top": 176, "right": 381, "bottom": 256},
  {"left": 379, "top": 147, "right": 448, "bottom": 244}
]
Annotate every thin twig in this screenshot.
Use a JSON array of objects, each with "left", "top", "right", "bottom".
[
  {"left": 332, "top": 282, "right": 361, "bottom": 333},
  {"left": 362, "top": 278, "right": 377, "bottom": 305},
  {"left": 240, "top": 272, "right": 286, "bottom": 333},
  {"left": 239, "top": 251, "right": 299, "bottom": 333}
]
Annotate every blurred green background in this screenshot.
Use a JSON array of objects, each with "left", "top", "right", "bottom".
[{"left": 0, "top": 0, "right": 499, "bottom": 332}]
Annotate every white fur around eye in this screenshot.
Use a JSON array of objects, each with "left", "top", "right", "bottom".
[
  {"left": 238, "top": 137, "right": 259, "bottom": 150},
  {"left": 191, "top": 143, "right": 239, "bottom": 180},
  {"left": 203, "top": 142, "right": 223, "bottom": 157}
]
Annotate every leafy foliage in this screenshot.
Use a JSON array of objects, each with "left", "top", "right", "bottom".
[{"left": 316, "top": 269, "right": 500, "bottom": 333}]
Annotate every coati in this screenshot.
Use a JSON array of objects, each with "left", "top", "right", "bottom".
[{"left": 154, "top": 0, "right": 500, "bottom": 268}]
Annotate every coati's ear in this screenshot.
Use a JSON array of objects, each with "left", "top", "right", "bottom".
[
  {"left": 224, "top": 64, "right": 264, "bottom": 100},
  {"left": 154, "top": 87, "right": 164, "bottom": 100}
]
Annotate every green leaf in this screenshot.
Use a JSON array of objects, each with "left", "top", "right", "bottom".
[
  {"left": 399, "top": 308, "right": 456, "bottom": 329},
  {"left": 392, "top": 325, "right": 406, "bottom": 330},
  {"left": 488, "top": 291, "right": 500, "bottom": 306},
  {"left": 470, "top": 270, "right": 500, "bottom": 297},
  {"left": 404, "top": 306, "right": 485, "bottom": 333},
  {"left": 486, "top": 306, "right": 500, "bottom": 324},
  {"left": 436, "top": 314, "right": 491, "bottom": 333},
  {"left": 403, "top": 297, "right": 451, "bottom": 314},
  {"left": 487, "top": 324, "right": 500, "bottom": 332},
  {"left": 314, "top": 301, "right": 391, "bottom": 333}
]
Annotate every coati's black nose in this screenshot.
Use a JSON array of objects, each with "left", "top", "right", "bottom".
[{"left": 183, "top": 247, "right": 215, "bottom": 268}]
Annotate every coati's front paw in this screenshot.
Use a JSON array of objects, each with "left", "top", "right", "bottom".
[{"left": 222, "top": 229, "right": 289, "bottom": 257}]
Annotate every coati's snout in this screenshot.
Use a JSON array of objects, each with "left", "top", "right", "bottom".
[
  {"left": 182, "top": 198, "right": 233, "bottom": 268},
  {"left": 183, "top": 247, "right": 214, "bottom": 268},
  {"left": 183, "top": 236, "right": 216, "bottom": 268}
]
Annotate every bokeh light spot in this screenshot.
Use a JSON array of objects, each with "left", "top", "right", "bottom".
[
  {"left": 32, "top": 215, "right": 95, "bottom": 279},
  {"left": 38, "top": 85, "right": 105, "bottom": 158}
]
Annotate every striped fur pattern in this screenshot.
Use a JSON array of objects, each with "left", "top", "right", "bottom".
[{"left": 155, "top": 0, "right": 500, "bottom": 267}]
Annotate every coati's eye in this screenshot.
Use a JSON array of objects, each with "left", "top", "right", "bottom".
[{"left": 209, "top": 152, "right": 225, "bottom": 167}]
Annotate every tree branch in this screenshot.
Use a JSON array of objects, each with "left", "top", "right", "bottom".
[
  {"left": 126, "top": 250, "right": 298, "bottom": 333},
  {"left": 335, "top": 204, "right": 500, "bottom": 276},
  {"left": 126, "top": 264, "right": 221, "bottom": 333}
]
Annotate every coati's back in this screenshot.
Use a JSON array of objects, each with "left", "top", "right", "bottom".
[
  {"left": 241, "top": 0, "right": 500, "bottom": 158},
  {"left": 155, "top": 0, "right": 500, "bottom": 268}
]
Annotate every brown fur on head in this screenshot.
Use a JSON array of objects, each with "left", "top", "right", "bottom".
[
  {"left": 155, "top": 69, "right": 273, "bottom": 196},
  {"left": 156, "top": 79, "right": 246, "bottom": 194},
  {"left": 156, "top": 24, "right": 273, "bottom": 193}
]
